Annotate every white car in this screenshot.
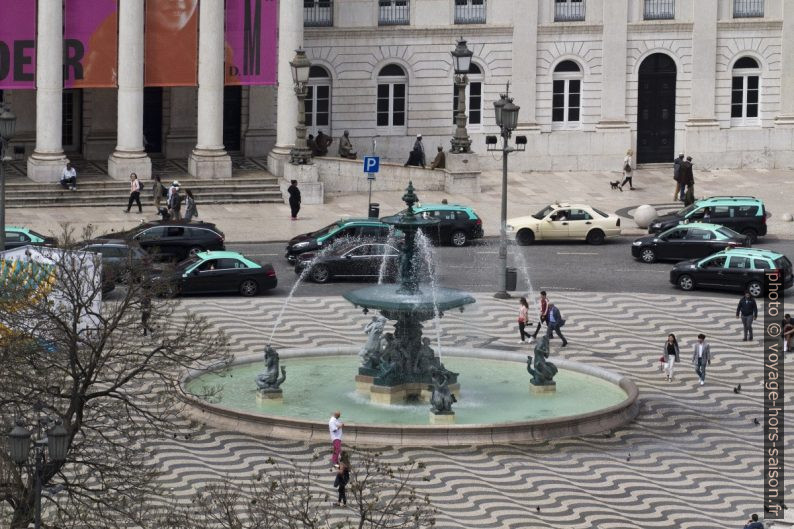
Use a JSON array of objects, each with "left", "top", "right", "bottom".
[{"left": 507, "top": 203, "right": 622, "bottom": 245}]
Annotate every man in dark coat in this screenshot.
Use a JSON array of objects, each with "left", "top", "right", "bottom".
[
  {"left": 680, "top": 156, "right": 695, "bottom": 206},
  {"left": 673, "top": 153, "right": 685, "bottom": 201},
  {"left": 736, "top": 291, "right": 758, "bottom": 341},
  {"left": 314, "top": 131, "right": 332, "bottom": 157},
  {"left": 288, "top": 180, "right": 301, "bottom": 220}
]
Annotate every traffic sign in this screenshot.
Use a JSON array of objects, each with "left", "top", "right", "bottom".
[
  {"left": 363, "top": 156, "right": 380, "bottom": 173},
  {"left": 367, "top": 173, "right": 375, "bottom": 181}
]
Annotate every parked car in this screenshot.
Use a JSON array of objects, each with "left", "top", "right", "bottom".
[
  {"left": 285, "top": 218, "right": 399, "bottom": 264},
  {"left": 670, "top": 247, "right": 793, "bottom": 297},
  {"left": 648, "top": 196, "right": 767, "bottom": 243},
  {"left": 394, "top": 203, "right": 484, "bottom": 247},
  {"left": 631, "top": 223, "right": 749, "bottom": 263},
  {"left": 295, "top": 242, "right": 401, "bottom": 283},
  {"left": 3, "top": 226, "right": 57, "bottom": 251},
  {"left": 507, "top": 203, "right": 621, "bottom": 245},
  {"left": 158, "top": 251, "right": 277, "bottom": 297},
  {"left": 100, "top": 221, "right": 225, "bottom": 261},
  {"left": 78, "top": 239, "right": 154, "bottom": 283}
]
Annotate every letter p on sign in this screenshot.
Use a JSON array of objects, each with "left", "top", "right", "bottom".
[{"left": 363, "top": 156, "right": 380, "bottom": 174}]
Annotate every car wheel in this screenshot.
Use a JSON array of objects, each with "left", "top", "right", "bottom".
[
  {"left": 741, "top": 228, "right": 758, "bottom": 244},
  {"left": 450, "top": 230, "right": 468, "bottom": 247},
  {"left": 188, "top": 246, "right": 204, "bottom": 257},
  {"left": 239, "top": 279, "right": 259, "bottom": 297},
  {"left": 311, "top": 265, "right": 331, "bottom": 283},
  {"left": 677, "top": 274, "right": 695, "bottom": 291},
  {"left": 747, "top": 280, "right": 763, "bottom": 298},
  {"left": 640, "top": 248, "right": 656, "bottom": 263},
  {"left": 586, "top": 229, "right": 606, "bottom": 245},
  {"left": 516, "top": 229, "right": 535, "bottom": 246}
]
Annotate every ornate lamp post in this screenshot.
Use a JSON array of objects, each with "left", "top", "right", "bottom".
[
  {"left": 8, "top": 417, "right": 69, "bottom": 529},
  {"left": 289, "top": 48, "right": 313, "bottom": 165},
  {"left": 487, "top": 84, "right": 525, "bottom": 299},
  {"left": 450, "top": 38, "right": 474, "bottom": 154},
  {"left": 0, "top": 102, "right": 17, "bottom": 251}
]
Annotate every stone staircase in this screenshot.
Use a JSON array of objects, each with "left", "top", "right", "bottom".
[{"left": 2, "top": 155, "right": 284, "bottom": 208}]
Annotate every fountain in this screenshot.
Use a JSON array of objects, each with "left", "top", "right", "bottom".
[
  {"left": 180, "top": 183, "right": 640, "bottom": 446},
  {"left": 344, "top": 182, "right": 475, "bottom": 409}
]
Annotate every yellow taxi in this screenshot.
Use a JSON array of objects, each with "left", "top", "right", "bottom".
[{"left": 507, "top": 203, "right": 622, "bottom": 245}]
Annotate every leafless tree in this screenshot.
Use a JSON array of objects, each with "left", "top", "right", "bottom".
[{"left": 0, "top": 226, "right": 231, "bottom": 528}]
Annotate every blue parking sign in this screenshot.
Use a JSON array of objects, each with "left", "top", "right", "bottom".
[{"left": 363, "top": 156, "right": 380, "bottom": 174}]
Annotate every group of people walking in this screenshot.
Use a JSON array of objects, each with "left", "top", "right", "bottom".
[
  {"left": 660, "top": 333, "right": 712, "bottom": 385},
  {"left": 673, "top": 152, "right": 696, "bottom": 205},
  {"left": 517, "top": 291, "right": 568, "bottom": 348},
  {"left": 124, "top": 173, "right": 197, "bottom": 221}
]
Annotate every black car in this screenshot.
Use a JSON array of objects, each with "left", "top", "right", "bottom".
[
  {"left": 4, "top": 226, "right": 58, "bottom": 251},
  {"left": 404, "top": 203, "right": 484, "bottom": 247},
  {"left": 100, "top": 221, "right": 225, "bottom": 261},
  {"left": 285, "top": 218, "right": 396, "bottom": 264},
  {"left": 647, "top": 197, "right": 767, "bottom": 242},
  {"left": 158, "top": 251, "right": 277, "bottom": 297},
  {"left": 295, "top": 242, "right": 402, "bottom": 283},
  {"left": 631, "top": 223, "right": 749, "bottom": 263},
  {"left": 79, "top": 239, "right": 154, "bottom": 283}
]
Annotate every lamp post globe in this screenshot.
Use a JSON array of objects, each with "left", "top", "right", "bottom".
[
  {"left": 493, "top": 94, "right": 507, "bottom": 128},
  {"left": 450, "top": 38, "right": 474, "bottom": 154},
  {"left": 451, "top": 38, "right": 473, "bottom": 75},
  {"left": 290, "top": 48, "right": 311, "bottom": 85},
  {"left": 501, "top": 100, "right": 520, "bottom": 132},
  {"left": 8, "top": 420, "right": 32, "bottom": 465},
  {"left": 289, "top": 49, "right": 313, "bottom": 165},
  {"left": 46, "top": 421, "right": 69, "bottom": 462}
]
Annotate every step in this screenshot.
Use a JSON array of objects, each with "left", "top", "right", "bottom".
[
  {"left": 4, "top": 185, "right": 282, "bottom": 198},
  {"left": 6, "top": 196, "right": 284, "bottom": 208}
]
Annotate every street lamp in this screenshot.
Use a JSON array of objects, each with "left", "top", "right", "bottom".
[
  {"left": 486, "top": 84, "right": 526, "bottom": 299},
  {"left": 450, "top": 38, "right": 474, "bottom": 154},
  {"left": 289, "top": 48, "right": 313, "bottom": 165},
  {"left": 0, "top": 102, "right": 17, "bottom": 252},
  {"left": 7, "top": 417, "right": 69, "bottom": 529}
]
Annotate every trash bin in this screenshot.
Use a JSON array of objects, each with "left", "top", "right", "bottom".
[
  {"left": 368, "top": 203, "right": 380, "bottom": 218},
  {"left": 505, "top": 267, "right": 518, "bottom": 292}
]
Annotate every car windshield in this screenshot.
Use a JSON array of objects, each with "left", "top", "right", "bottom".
[
  {"left": 532, "top": 206, "right": 556, "bottom": 220},
  {"left": 675, "top": 204, "right": 698, "bottom": 217},
  {"left": 27, "top": 229, "right": 48, "bottom": 240},
  {"left": 308, "top": 223, "right": 339, "bottom": 238},
  {"left": 716, "top": 227, "right": 742, "bottom": 239},
  {"left": 176, "top": 257, "right": 201, "bottom": 271},
  {"left": 775, "top": 257, "right": 793, "bottom": 273},
  {"left": 591, "top": 208, "right": 609, "bottom": 218}
]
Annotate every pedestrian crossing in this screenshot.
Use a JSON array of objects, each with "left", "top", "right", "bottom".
[{"left": 148, "top": 292, "right": 788, "bottom": 528}]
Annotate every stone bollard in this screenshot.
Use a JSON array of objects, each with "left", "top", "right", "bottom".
[
  {"left": 633, "top": 205, "right": 658, "bottom": 229},
  {"left": 781, "top": 213, "right": 793, "bottom": 222}
]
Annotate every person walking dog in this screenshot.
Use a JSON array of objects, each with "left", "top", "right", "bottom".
[
  {"left": 692, "top": 334, "right": 712, "bottom": 386},
  {"left": 736, "top": 291, "right": 758, "bottom": 341},
  {"left": 662, "top": 333, "right": 680, "bottom": 382},
  {"left": 124, "top": 173, "right": 143, "bottom": 213},
  {"left": 619, "top": 149, "right": 634, "bottom": 190}
]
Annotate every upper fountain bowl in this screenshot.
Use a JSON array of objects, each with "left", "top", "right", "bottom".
[{"left": 344, "top": 285, "right": 475, "bottom": 318}]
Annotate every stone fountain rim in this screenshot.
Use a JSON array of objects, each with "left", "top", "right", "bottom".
[{"left": 178, "top": 346, "right": 639, "bottom": 446}]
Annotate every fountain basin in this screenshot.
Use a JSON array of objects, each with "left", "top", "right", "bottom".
[
  {"left": 181, "top": 347, "right": 639, "bottom": 446},
  {"left": 344, "top": 286, "right": 475, "bottom": 315}
]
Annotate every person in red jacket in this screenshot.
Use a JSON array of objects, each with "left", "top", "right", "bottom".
[{"left": 530, "top": 291, "right": 549, "bottom": 343}]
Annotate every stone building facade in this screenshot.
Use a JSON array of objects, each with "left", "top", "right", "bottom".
[{"left": 2, "top": 0, "right": 794, "bottom": 180}]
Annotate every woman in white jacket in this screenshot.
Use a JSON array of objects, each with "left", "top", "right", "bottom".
[{"left": 620, "top": 148, "right": 635, "bottom": 190}]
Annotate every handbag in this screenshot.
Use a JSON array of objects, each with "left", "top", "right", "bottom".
[{"left": 623, "top": 163, "right": 632, "bottom": 172}]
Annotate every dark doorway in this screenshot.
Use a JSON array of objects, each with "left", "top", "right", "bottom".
[
  {"left": 223, "top": 86, "right": 242, "bottom": 152},
  {"left": 62, "top": 89, "right": 83, "bottom": 153},
  {"left": 143, "top": 87, "right": 163, "bottom": 153},
  {"left": 637, "top": 53, "right": 676, "bottom": 164}
]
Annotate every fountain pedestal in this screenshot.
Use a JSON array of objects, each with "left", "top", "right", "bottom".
[
  {"left": 530, "top": 383, "right": 556, "bottom": 394},
  {"left": 363, "top": 380, "right": 460, "bottom": 405},
  {"left": 256, "top": 389, "right": 284, "bottom": 404},
  {"left": 429, "top": 411, "right": 455, "bottom": 425}
]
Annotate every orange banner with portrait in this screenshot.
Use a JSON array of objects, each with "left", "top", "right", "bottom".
[{"left": 144, "top": 0, "right": 198, "bottom": 87}]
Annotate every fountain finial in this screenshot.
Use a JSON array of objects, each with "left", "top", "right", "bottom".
[{"left": 402, "top": 181, "right": 419, "bottom": 216}]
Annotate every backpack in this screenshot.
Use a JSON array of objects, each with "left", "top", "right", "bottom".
[{"left": 138, "top": 181, "right": 145, "bottom": 191}]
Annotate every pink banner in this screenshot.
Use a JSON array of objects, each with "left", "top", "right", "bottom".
[
  {"left": 64, "top": 0, "right": 119, "bottom": 88},
  {"left": 0, "top": 2, "right": 36, "bottom": 89},
  {"left": 225, "top": 0, "right": 278, "bottom": 86}
]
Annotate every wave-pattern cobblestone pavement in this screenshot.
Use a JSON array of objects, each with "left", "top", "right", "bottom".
[{"left": 151, "top": 292, "right": 792, "bottom": 528}]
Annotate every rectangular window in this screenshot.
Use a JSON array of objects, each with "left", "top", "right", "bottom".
[
  {"left": 315, "top": 85, "right": 330, "bottom": 127},
  {"left": 554, "top": 0, "right": 585, "bottom": 22},
  {"left": 455, "top": 0, "right": 486, "bottom": 24},
  {"left": 379, "top": 0, "right": 410, "bottom": 25},
  {"left": 552, "top": 80, "right": 565, "bottom": 122},
  {"left": 378, "top": 83, "right": 405, "bottom": 128},
  {"left": 392, "top": 83, "right": 405, "bottom": 126},
  {"left": 644, "top": 0, "right": 674, "bottom": 20},
  {"left": 733, "top": 0, "right": 764, "bottom": 18},
  {"left": 567, "top": 79, "right": 581, "bottom": 122},
  {"left": 303, "top": 0, "right": 333, "bottom": 27},
  {"left": 731, "top": 75, "right": 760, "bottom": 121},
  {"left": 746, "top": 75, "right": 759, "bottom": 118}
]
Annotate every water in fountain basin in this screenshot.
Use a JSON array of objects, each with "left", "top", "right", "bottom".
[
  {"left": 268, "top": 237, "right": 359, "bottom": 344},
  {"left": 377, "top": 226, "right": 398, "bottom": 285},
  {"left": 414, "top": 230, "right": 443, "bottom": 359}
]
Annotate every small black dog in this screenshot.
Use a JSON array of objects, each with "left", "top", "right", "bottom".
[
  {"left": 610, "top": 180, "right": 622, "bottom": 192},
  {"left": 157, "top": 207, "right": 171, "bottom": 221}
]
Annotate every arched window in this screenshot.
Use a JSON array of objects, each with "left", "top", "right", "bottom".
[
  {"left": 731, "top": 56, "right": 760, "bottom": 124},
  {"left": 452, "top": 63, "right": 483, "bottom": 127},
  {"left": 305, "top": 66, "right": 331, "bottom": 134},
  {"left": 552, "top": 60, "right": 582, "bottom": 127},
  {"left": 377, "top": 64, "right": 407, "bottom": 128}
]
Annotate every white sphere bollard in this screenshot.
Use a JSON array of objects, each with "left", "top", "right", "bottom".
[
  {"left": 633, "top": 205, "right": 658, "bottom": 229},
  {"left": 781, "top": 213, "right": 793, "bottom": 222}
]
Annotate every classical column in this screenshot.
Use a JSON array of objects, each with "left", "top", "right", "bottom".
[
  {"left": 775, "top": 1, "right": 794, "bottom": 125},
  {"left": 686, "top": 0, "right": 719, "bottom": 127},
  {"left": 27, "top": 0, "right": 69, "bottom": 182},
  {"left": 188, "top": 0, "right": 232, "bottom": 178},
  {"left": 512, "top": 0, "right": 539, "bottom": 131},
  {"left": 108, "top": 0, "right": 151, "bottom": 180},
  {"left": 267, "top": 0, "right": 303, "bottom": 176},
  {"left": 597, "top": 0, "right": 630, "bottom": 129}
]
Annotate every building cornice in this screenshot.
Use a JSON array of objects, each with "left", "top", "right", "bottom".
[
  {"left": 305, "top": 24, "right": 513, "bottom": 40},
  {"left": 716, "top": 19, "right": 783, "bottom": 31},
  {"left": 627, "top": 21, "right": 694, "bottom": 33},
  {"left": 537, "top": 24, "right": 603, "bottom": 36}
]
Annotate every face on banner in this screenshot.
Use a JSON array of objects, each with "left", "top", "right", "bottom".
[
  {"left": 0, "top": 2, "right": 36, "bottom": 89},
  {"left": 65, "top": 0, "right": 118, "bottom": 88},
  {"left": 145, "top": 0, "right": 199, "bottom": 87}
]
